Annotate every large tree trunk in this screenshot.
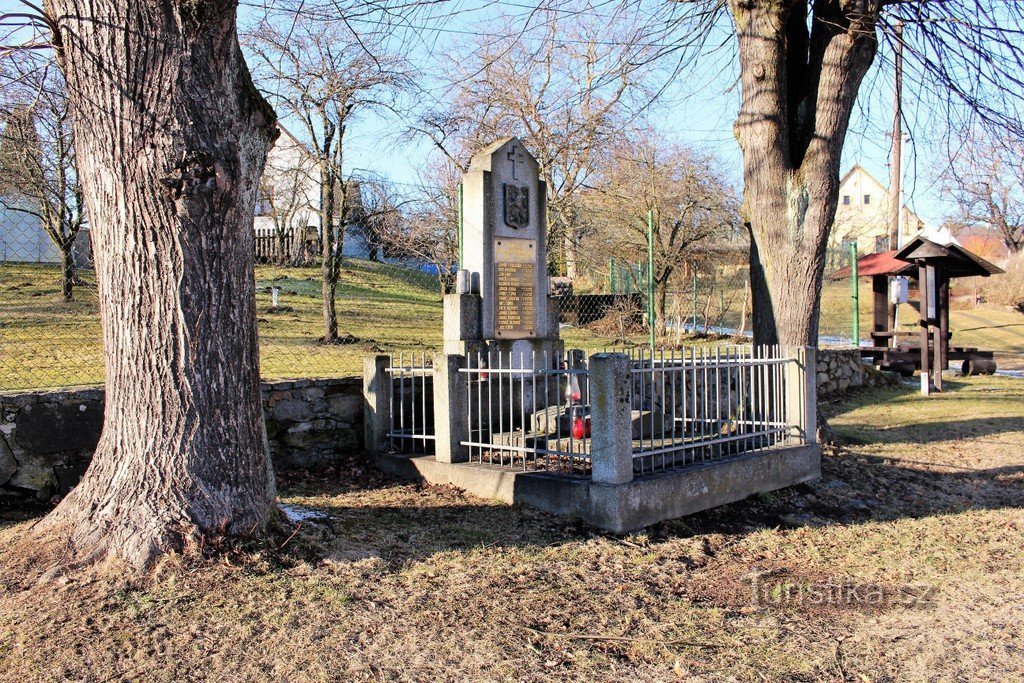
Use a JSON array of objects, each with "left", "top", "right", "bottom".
[
  {"left": 33, "top": 0, "right": 278, "bottom": 570},
  {"left": 656, "top": 277, "right": 668, "bottom": 339},
  {"left": 321, "top": 228, "right": 339, "bottom": 342},
  {"left": 730, "top": 1, "right": 878, "bottom": 347},
  {"left": 563, "top": 231, "right": 579, "bottom": 280},
  {"left": 59, "top": 239, "right": 75, "bottom": 301},
  {"left": 320, "top": 165, "right": 339, "bottom": 342}
]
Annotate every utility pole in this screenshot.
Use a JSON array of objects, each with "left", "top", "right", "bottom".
[
  {"left": 647, "top": 210, "right": 656, "bottom": 352},
  {"left": 887, "top": 21, "right": 904, "bottom": 333},
  {"left": 888, "top": 21, "right": 903, "bottom": 251}
]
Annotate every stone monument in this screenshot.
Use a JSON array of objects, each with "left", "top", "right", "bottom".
[
  {"left": 435, "top": 138, "right": 563, "bottom": 462},
  {"left": 452, "top": 137, "right": 559, "bottom": 358}
]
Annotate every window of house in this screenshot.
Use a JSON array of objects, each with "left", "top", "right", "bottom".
[
  {"left": 842, "top": 195, "right": 851, "bottom": 205},
  {"left": 863, "top": 194, "right": 871, "bottom": 205},
  {"left": 875, "top": 235, "right": 889, "bottom": 253}
]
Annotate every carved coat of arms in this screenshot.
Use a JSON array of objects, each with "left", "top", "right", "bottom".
[{"left": 503, "top": 183, "right": 529, "bottom": 229}]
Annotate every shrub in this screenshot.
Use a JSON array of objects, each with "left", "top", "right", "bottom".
[{"left": 980, "top": 252, "right": 1024, "bottom": 311}]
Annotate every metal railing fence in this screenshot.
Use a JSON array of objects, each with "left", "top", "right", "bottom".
[
  {"left": 373, "top": 345, "right": 803, "bottom": 480},
  {"left": 625, "top": 345, "right": 793, "bottom": 476},
  {"left": 460, "top": 348, "right": 592, "bottom": 477},
  {"left": 385, "top": 352, "right": 434, "bottom": 453}
]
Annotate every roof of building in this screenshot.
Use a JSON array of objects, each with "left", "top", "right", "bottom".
[
  {"left": 829, "top": 250, "right": 913, "bottom": 279},
  {"left": 839, "top": 164, "right": 886, "bottom": 190},
  {"left": 829, "top": 227, "right": 1005, "bottom": 280},
  {"left": 895, "top": 228, "right": 1004, "bottom": 278}
]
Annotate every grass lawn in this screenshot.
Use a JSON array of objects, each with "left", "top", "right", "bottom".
[
  {"left": 0, "top": 262, "right": 661, "bottom": 391},
  {"left": 3, "top": 262, "right": 1023, "bottom": 390},
  {"left": 1, "top": 375, "right": 1021, "bottom": 681}
]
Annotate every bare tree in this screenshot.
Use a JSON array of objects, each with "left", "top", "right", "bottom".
[
  {"left": 11, "top": 0, "right": 278, "bottom": 570},
  {"left": 369, "top": 163, "right": 460, "bottom": 293},
  {"left": 944, "top": 134, "right": 1023, "bottom": 254},
  {"left": 416, "top": 6, "right": 673, "bottom": 278},
  {"left": 582, "top": 129, "right": 740, "bottom": 337},
  {"left": 0, "top": 59, "right": 84, "bottom": 299},
  {"left": 245, "top": 14, "right": 407, "bottom": 342},
  {"left": 716, "top": 0, "right": 1024, "bottom": 346}
]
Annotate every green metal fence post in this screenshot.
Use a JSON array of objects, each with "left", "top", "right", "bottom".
[
  {"left": 609, "top": 256, "right": 616, "bottom": 294},
  {"left": 691, "top": 271, "right": 698, "bottom": 334},
  {"left": 647, "top": 210, "right": 656, "bottom": 351},
  {"left": 850, "top": 241, "right": 860, "bottom": 345}
]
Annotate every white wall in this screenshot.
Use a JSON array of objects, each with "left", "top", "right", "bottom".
[{"left": 0, "top": 201, "right": 60, "bottom": 264}]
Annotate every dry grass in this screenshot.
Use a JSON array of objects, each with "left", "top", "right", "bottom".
[
  {"left": 1, "top": 375, "right": 1022, "bottom": 681},
  {"left": 0, "top": 262, "right": 654, "bottom": 391},
  {"left": 5, "top": 260, "right": 1023, "bottom": 390}
]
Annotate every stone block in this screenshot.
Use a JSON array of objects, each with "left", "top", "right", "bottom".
[
  {"left": 273, "top": 399, "right": 313, "bottom": 422},
  {"left": 0, "top": 436, "right": 16, "bottom": 484},
  {"left": 303, "top": 387, "right": 326, "bottom": 400},
  {"left": 328, "top": 393, "right": 362, "bottom": 420},
  {"left": 630, "top": 410, "right": 673, "bottom": 439},
  {"left": 9, "top": 455, "right": 56, "bottom": 492},
  {"left": 15, "top": 401, "right": 102, "bottom": 454},
  {"left": 282, "top": 421, "right": 314, "bottom": 447},
  {"left": 529, "top": 405, "right": 572, "bottom": 435}
]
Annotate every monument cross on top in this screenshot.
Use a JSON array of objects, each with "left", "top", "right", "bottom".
[
  {"left": 459, "top": 137, "right": 552, "bottom": 343},
  {"left": 506, "top": 144, "right": 526, "bottom": 180}
]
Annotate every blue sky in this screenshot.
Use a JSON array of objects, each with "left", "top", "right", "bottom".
[
  {"left": 0, "top": 0, "right": 964, "bottom": 224},
  {"left": 232, "top": 0, "right": 954, "bottom": 224}
]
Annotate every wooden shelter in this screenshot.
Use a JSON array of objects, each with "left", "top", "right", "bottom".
[{"left": 832, "top": 230, "right": 1003, "bottom": 393}]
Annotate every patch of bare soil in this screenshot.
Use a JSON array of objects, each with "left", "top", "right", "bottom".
[{"left": 1, "top": 376, "right": 1022, "bottom": 681}]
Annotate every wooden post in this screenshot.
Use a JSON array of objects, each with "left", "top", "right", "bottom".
[
  {"left": 936, "top": 264, "right": 950, "bottom": 392},
  {"left": 872, "top": 275, "right": 888, "bottom": 347},
  {"left": 887, "top": 21, "right": 904, "bottom": 334},
  {"left": 917, "top": 262, "right": 930, "bottom": 396}
]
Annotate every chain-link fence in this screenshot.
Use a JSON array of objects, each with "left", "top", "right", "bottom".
[{"left": 1, "top": 206, "right": 868, "bottom": 391}]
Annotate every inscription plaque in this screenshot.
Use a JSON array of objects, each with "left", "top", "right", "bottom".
[{"left": 493, "top": 238, "right": 536, "bottom": 338}]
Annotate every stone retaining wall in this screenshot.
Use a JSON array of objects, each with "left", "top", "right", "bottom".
[
  {"left": 0, "top": 377, "right": 363, "bottom": 500},
  {"left": 816, "top": 348, "right": 899, "bottom": 397},
  {"left": 816, "top": 349, "right": 864, "bottom": 396}
]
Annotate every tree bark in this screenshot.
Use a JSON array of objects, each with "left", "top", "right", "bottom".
[
  {"left": 321, "top": 162, "right": 339, "bottom": 342},
  {"left": 730, "top": 0, "right": 878, "bottom": 347},
  {"left": 33, "top": 0, "right": 278, "bottom": 570},
  {"left": 60, "top": 239, "right": 75, "bottom": 300}
]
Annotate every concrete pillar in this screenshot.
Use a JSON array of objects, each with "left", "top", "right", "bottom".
[
  {"left": 363, "top": 354, "right": 392, "bottom": 454},
  {"left": 589, "top": 353, "right": 633, "bottom": 484},
  {"left": 785, "top": 346, "right": 817, "bottom": 445},
  {"left": 442, "top": 292, "right": 482, "bottom": 355},
  {"left": 434, "top": 353, "right": 469, "bottom": 463}
]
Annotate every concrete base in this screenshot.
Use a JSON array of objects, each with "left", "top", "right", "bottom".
[{"left": 371, "top": 443, "right": 821, "bottom": 533}]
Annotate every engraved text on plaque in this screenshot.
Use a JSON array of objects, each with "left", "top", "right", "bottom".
[{"left": 493, "top": 238, "right": 536, "bottom": 338}]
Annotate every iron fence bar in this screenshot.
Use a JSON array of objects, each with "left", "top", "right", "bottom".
[{"left": 631, "top": 426, "right": 791, "bottom": 460}]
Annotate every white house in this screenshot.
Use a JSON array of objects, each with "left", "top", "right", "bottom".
[
  {"left": 254, "top": 125, "right": 378, "bottom": 263},
  {"left": 0, "top": 197, "right": 91, "bottom": 267},
  {"left": 832, "top": 164, "right": 924, "bottom": 254}
]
